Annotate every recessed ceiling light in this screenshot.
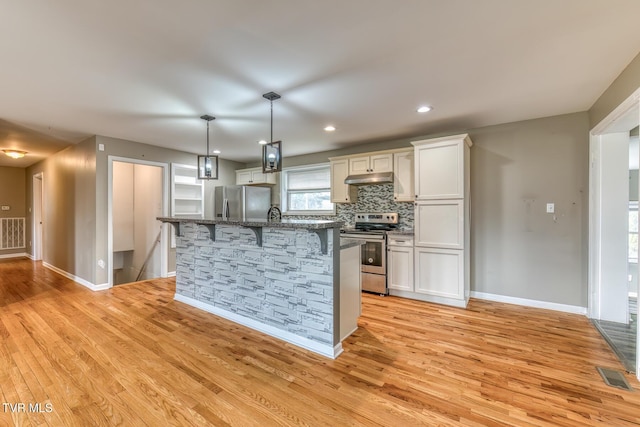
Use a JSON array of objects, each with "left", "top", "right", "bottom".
[
  {"left": 258, "top": 140, "right": 268, "bottom": 145},
  {"left": 417, "top": 106, "right": 432, "bottom": 113},
  {"left": 213, "top": 150, "right": 221, "bottom": 154},
  {"left": 3, "top": 150, "right": 27, "bottom": 159},
  {"left": 324, "top": 125, "right": 336, "bottom": 132}
]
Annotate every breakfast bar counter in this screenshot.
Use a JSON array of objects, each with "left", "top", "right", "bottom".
[{"left": 158, "top": 217, "right": 358, "bottom": 358}]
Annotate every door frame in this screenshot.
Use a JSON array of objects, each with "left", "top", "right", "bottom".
[
  {"left": 107, "top": 156, "right": 169, "bottom": 288},
  {"left": 589, "top": 87, "right": 640, "bottom": 378},
  {"left": 32, "top": 172, "right": 44, "bottom": 261}
]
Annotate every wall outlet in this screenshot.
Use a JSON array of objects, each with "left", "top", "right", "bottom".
[
  {"left": 98, "top": 143, "right": 105, "bottom": 151},
  {"left": 98, "top": 259, "right": 105, "bottom": 269},
  {"left": 546, "top": 203, "right": 555, "bottom": 214},
  {"left": 1, "top": 205, "right": 9, "bottom": 211}
]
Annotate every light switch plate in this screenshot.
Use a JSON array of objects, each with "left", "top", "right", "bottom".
[
  {"left": 1, "top": 205, "right": 9, "bottom": 211},
  {"left": 546, "top": 203, "right": 555, "bottom": 214}
]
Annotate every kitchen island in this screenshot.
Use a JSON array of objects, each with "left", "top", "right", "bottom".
[{"left": 158, "top": 217, "right": 359, "bottom": 358}]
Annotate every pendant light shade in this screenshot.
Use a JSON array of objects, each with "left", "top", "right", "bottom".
[
  {"left": 261, "top": 92, "right": 282, "bottom": 173},
  {"left": 197, "top": 115, "right": 219, "bottom": 180}
]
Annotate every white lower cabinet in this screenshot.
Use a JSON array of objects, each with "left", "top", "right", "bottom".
[
  {"left": 387, "top": 237, "right": 413, "bottom": 292},
  {"left": 414, "top": 248, "right": 464, "bottom": 300}
]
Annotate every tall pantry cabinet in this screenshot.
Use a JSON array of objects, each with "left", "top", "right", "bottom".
[{"left": 411, "top": 134, "right": 472, "bottom": 308}]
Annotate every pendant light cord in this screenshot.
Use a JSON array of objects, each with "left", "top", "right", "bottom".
[
  {"left": 270, "top": 100, "right": 274, "bottom": 143},
  {"left": 206, "top": 119, "right": 210, "bottom": 157}
]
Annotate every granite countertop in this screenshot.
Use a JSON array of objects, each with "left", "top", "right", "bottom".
[
  {"left": 157, "top": 216, "right": 344, "bottom": 230},
  {"left": 387, "top": 230, "right": 414, "bottom": 237}
]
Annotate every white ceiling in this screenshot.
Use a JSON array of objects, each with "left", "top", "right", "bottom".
[{"left": 1, "top": 0, "right": 640, "bottom": 168}]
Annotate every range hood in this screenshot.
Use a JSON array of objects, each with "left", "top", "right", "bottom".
[{"left": 344, "top": 171, "right": 394, "bottom": 185}]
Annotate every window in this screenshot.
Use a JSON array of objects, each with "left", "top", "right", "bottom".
[
  {"left": 281, "top": 163, "right": 335, "bottom": 215},
  {"left": 630, "top": 201, "right": 638, "bottom": 263}
]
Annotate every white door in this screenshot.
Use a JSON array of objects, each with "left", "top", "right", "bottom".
[{"left": 32, "top": 173, "right": 44, "bottom": 261}]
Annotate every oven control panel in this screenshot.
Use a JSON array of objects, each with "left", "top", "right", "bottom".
[{"left": 355, "top": 212, "right": 398, "bottom": 224}]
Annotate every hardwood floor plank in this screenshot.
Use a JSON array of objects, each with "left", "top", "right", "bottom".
[{"left": 1, "top": 258, "right": 640, "bottom": 426}]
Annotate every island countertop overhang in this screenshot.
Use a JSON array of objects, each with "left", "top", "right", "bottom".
[
  {"left": 157, "top": 216, "right": 343, "bottom": 230},
  {"left": 158, "top": 216, "right": 343, "bottom": 255}
]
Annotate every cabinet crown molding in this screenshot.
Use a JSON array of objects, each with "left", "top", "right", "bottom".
[
  {"left": 411, "top": 133, "right": 473, "bottom": 148},
  {"left": 328, "top": 147, "right": 412, "bottom": 162}
]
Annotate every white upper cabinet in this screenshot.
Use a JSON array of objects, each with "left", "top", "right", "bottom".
[
  {"left": 330, "top": 159, "right": 357, "bottom": 203},
  {"left": 236, "top": 167, "right": 276, "bottom": 185},
  {"left": 413, "top": 135, "right": 471, "bottom": 200},
  {"left": 329, "top": 148, "right": 411, "bottom": 204},
  {"left": 348, "top": 153, "right": 393, "bottom": 174},
  {"left": 393, "top": 150, "right": 414, "bottom": 202}
]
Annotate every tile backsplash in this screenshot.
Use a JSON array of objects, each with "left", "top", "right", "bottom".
[{"left": 286, "top": 184, "right": 414, "bottom": 230}]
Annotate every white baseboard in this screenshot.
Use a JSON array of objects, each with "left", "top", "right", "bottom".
[
  {"left": 42, "top": 262, "right": 111, "bottom": 292},
  {"left": 0, "top": 252, "right": 28, "bottom": 259},
  {"left": 470, "top": 291, "right": 587, "bottom": 315},
  {"left": 174, "top": 294, "right": 342, "bottom": 359},
  {"left": 389, "top": 289, "right": 468, "bottom": 308},
  {"left": 167, "top": 271, "right": 176, "bottom": 277}
]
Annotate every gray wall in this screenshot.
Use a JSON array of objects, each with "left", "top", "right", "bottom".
[
  {"left": 281, "top": 112, "right": 590, "bottom": 307},
  {"left": 0, "top": 166, "right": 26, "bottom": 256},
  {"left": 590, "top": 51, "right": 640, "bottom": 129},
  {"left": 26, "top": 137, "right": 97, "bottom": 283},
  {"left": 470, "top": 113, "right": 589, "bottom": 306},
  {"left": 24, "top": 135, "right": 241, "bottom": 286},
  {"left": 95, "top": 135, "right": 243, "bottom": 284}
]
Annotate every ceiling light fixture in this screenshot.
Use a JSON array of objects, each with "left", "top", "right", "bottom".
[
  {"left": 261, "top": 91, "right": 282, "bottom": 174},
  {"left": 324, "top": 125, "right": 336, "bottom": 132},
  {"left": 3, "top": 150, "right": 27, "bottom": 159},
  {"left": 417, "top": 106, "right": 432, "bottom": 113},
  {"left": 197, "top": 115, "right": 219, "bottom": 180}
]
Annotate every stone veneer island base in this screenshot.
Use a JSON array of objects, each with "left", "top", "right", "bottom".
[{"left": 159, "top": 217, "right": 360, "bottom": 358}]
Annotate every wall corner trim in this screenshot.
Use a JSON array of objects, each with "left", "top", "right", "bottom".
[
  {"left": 470, "top": 291, "right": 588, "bottom": 316},
  {"left": 42, "top": 262, "right": 111, "bottom": 292}
]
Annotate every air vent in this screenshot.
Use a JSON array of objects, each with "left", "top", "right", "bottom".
[{"left": 596, "top": 367, "right": 634, "bottom": 391}]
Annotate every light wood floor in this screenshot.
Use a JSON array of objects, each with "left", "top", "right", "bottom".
[{"left": 2, "top": 258, "right": 640, "bottom": 426}]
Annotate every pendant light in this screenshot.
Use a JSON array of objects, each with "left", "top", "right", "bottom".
[
  {"left": 261, "top": 91, "right": 282, "bottom": 173},
  {"left": 197, "top": 115, "right": 219, "bottom": 180}
]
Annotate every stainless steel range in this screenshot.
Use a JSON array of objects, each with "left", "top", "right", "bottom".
[{"left": 340, "top": 212, "right": 398, "bottom": 295}]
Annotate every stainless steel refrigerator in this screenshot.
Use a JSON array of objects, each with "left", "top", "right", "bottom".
[{"left": 214, "top": 185, "right": 271, "bottom": 221}]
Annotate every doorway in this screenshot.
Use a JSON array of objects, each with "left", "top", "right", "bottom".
[
  {"left": 108, "top": 157, "right": 168, "bottom": 287},
  {"left": 589, "top": 88, "right": 640, "bottom": 378},
  {"left": 32, "top": 172, "right": 44, "bottom": 261}
]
